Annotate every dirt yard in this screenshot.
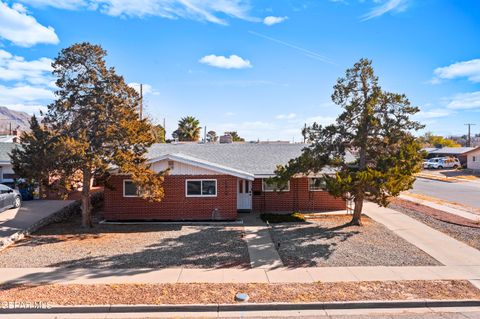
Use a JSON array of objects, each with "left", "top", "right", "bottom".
[
  {"left": 0, "top": 216, "right": 249, "bottom": 268},
  {"left": 0, "top": 280, "right": 477, "bottom": 305},
  {"left": 269, "top": 215, "right": 441, "bottom": 267}
]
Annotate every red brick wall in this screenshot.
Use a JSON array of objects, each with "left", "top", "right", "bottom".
[
  {"left": 104, "top": 174, "right": 238, "bottom": 221},
  {"left": 252, "top": 177, "right": 346, "bottom": 212}
]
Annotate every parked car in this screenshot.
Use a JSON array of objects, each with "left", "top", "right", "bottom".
[
  {"left": 0, "top": 184, "right": 21, "bottom": 212},
  {"left": 423, "top": 157, "right": 461, "bottom": 169}
]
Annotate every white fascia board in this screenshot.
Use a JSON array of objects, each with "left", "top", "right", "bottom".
[{"left": 148, "top": 153, "right": 255, "bottom": 181}]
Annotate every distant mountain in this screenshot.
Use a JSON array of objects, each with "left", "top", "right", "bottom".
[{"left": 0, "top": 106, "right": 32, "bottom": 133}]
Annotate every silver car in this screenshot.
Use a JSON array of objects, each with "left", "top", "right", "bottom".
[{"left": 0, "top": 184, "right": 21, "bottom": 212}]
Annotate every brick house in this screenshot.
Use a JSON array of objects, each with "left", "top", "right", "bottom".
[{"left": 104, "top": 143, "right": 347, "bottom": 221}]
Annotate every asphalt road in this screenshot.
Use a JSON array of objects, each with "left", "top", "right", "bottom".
[{"left": 411, "top": 178, "right": 480, "bottom": 209}]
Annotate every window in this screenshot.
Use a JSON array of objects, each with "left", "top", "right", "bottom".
[
  {"left": 186, "top": 179, "right": 217, "bottom": 197},
  {"left": 262, "top": 179, "right": 290, "bottom": 192},
  {"left": 123, "top": 180, "right": 139, "bottom": 197},
  {"left": 474, "top": 156, "right": 477, "bottom": 162},
  {"left": 309, "top": 178, "right": 326, "bottom": 191},
  {"left": 0, "top": 184, "right": 10, "bottom": 194}
]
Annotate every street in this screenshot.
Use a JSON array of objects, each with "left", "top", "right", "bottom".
[{"left": 411, "top": 178, "right": 480, "bottom": 209}]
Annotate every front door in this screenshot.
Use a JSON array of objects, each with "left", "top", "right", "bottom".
[{"left": 237, "top": 179, "right": 252, "bottom": 211}]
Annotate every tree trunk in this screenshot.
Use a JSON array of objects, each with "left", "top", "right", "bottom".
[
  {"left": 351, "top": 195, "right": 364, "bottom": 226},
  {"left": 81, "top": 168, "right": 93, "bottom": 228}
]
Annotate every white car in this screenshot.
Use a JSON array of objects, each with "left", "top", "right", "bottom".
[{"left": 423, "top": 157, "right": 461, "bottom": 169}]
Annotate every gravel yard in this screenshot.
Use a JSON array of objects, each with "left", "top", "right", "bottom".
[
  {"left": 269, "top": 215, "right": 441, "bottom": 267},
  {"left": 0, "top": 280, "right": 477, "bottom": 305},
  {"left": 0, "top": 217, "right": 249, "bottom": 268},
  {"left": 389, "top": 200, "right": 480, "bottom": 251}
]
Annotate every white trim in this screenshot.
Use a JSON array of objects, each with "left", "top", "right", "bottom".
[
  {"left": 262, "top": 179, "right": 290, "bottom": 192},
  {"left": 123, "top": 179, "right": 139, "bottom": 197},
  {"left": 185, "top": 179, "right": 218, "bottom": 198},
  {"left": 148, "top": 153, "right": 254, "bottom": 181}
]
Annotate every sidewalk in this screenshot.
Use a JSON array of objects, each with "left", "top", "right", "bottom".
[
  {"left": 242, "top": 212, "right": 283, "bottom": 269},
  {"left": 0, "top": 200, "right": 75, "bottom": 251},
  {"left": 1, "top": 265, "right": 480, "bottom": 286},
  {"left": 363, "top": 202, "right": 480, "bottom": 267}
]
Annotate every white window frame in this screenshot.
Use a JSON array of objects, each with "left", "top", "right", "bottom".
[
  {"left": 185, "top": 179, "right": 218, "bottom": 198},
  {"left": 309, "top": 177, "right": 326, "bottom": 192},
  {"left": 123, "top": 179, "right": 139, "bottom": 197},
  {"left": 262, "top": 179, "right": 290, "bottom": 192}
]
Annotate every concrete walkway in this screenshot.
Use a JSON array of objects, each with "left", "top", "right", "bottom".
[
  {"left": 241, "top": 212, "right": 283, "bottom": 269},
  {"left": 363, "top": 202, "right": 480, "bottom": 267},
  {"left": 1, "top": 265, "right": 480, "bottom": 285},
  {"left": 0, "top": 200, "right": 75, "bottom": 251}
]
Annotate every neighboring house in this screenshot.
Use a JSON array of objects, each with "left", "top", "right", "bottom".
[
  {"left": 104, "top": 143, "right": 348, "bottom": 221},
  {"left": 465, "top": 147, "right": 480, "bottom": 171},
  {"left": 423, "top": 147, "right": 475, "bottom": 166},
  {"left": 0, "top": 143, "right": 17, "bottom": 186}
]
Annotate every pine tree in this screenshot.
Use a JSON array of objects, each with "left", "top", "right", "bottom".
[
  {"left": 274, "top": 59, "right": 424, "bottom": 225},
  {"left": 43, "top": 43, "right": 165, "bottom": 227},
  {"left": 10, "top": 115, "right": 62, "bottom": 198}
]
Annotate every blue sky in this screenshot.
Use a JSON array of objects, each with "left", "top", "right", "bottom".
[{"left": 0, "top": 0, "right": 479, "bottom": 141}]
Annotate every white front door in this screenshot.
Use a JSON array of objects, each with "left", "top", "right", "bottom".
[{"left": 237, "top": 179, "right": 252, "bottom": 211}]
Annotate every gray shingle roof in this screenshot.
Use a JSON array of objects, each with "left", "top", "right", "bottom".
[
  {"left": 0, "top": 142, "right": 16, "bottom": 163},
  {"left": 147, "top": 143, "right": 310, "bottom": 176},
  {"left": 428, "top": 147, "right": 475, "bottom": 155}
]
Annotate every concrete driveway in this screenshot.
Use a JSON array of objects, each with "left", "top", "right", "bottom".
[
  {"left": 411, "top": 178, "right": 480, "bottom": 209},
  {"left": 0, "top": 200, "right": 75, "bottom": 249}
]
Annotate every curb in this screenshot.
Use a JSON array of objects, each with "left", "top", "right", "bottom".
[
  {"left": 1, "top": 300, "right": 479, "bottom": 314},
  {"left": 416, "top": 174, "right": 457, "bottom": 183}
]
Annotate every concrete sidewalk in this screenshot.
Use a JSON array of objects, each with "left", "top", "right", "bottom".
[
  {"left": 0, "top": 200, "right": 75, "bottom": 251},
  {"left": 363, "top": 202, "right": 480, "bottom": 267},
  {"left": 242, "top": 212, "right": 284, "bottom": 269},
  {"left": 1, "top": 265, "right": 480, "bottom": 285}
]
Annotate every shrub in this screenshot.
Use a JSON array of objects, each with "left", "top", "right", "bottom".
[{"left": 260, "top": 212, "right": 306, "bottom": 223}]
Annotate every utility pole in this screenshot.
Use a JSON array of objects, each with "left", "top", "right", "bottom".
[
  {"left": 465, "top": 123, "right": 476, "bottom": 147},
  {"left": 139, "top": 83, "right": 143, "bottom": 120},
  {"left": 163, "top": 118, "right": 166, "bottom": 142}
]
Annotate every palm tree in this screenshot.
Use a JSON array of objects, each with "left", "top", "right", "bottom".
[{"left": 176, "top": 116, "right": 201, "bottom": 141}]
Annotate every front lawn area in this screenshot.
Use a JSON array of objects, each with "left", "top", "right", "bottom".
[
  {"left": 0, "top": 215, "right": 249, "bottom": 269},
  {"left": 269, "top": 215, "right": 441, "bottom": 267}
]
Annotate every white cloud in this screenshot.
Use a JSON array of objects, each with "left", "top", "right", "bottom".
[
  {"left": 4, "top": 103, "right": 47, "bottom": 114},
  {"left": 0, "top": 84, "right": 54, "bottom": 104},
  {"left": 304, "top": 115, "right": 336, "bottom": 126},
  {"left": 20, "top": 0, "right": 253, "bottom": 25},
  {"left": 0, "top": 49, "right": 53, "bottom": 85},
  {"left": 199, "top": 54, "right": 252, "bottom": 69},
  {"left": 128, "top": 82, "right": 159, "bottom": 95},
  {"left": 0, "top": 1, "right": 59, "bottom": 47},
  {"left": 361, "top": 0, "right": 409, "bottom": 21},
  {"left": 432, "top": 59, "right": 480, "bottom": 83},
  {"left": 20, "top": 0, "right": 88, "bottom": 10},
  {"left": 415, "top": 108, "right": 451, "bottom": 119},
  {"left": 276, "top": 113, "right": 296, "bottom": 120},
  {"left": 446, "top": 91, "right": 480, "bottom": 110},
  {"left": 263, "top": 16, "right": 288, "bottom": 26}
]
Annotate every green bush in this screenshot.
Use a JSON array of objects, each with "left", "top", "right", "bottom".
[{"left": 260, "top": 212, "right": 306, "bottom": 223}]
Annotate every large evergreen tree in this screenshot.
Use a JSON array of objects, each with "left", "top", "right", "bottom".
[
  {"left": 42, "top": 42, "right": 165, "bottom": 227},
  {"left": 10, "top": 115, "right": 66, "bottom": 198},
  {"left": 274, "top": 59, "right": 424, "bottom": 225}
]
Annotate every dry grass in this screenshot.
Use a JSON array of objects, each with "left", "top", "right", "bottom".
[{"left": 0, "top": 281, "right": 477, "bottom": 305}]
